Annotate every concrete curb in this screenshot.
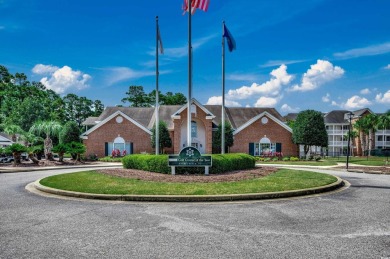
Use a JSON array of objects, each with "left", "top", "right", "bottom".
[
  {"left": 32, "top": 176, "right": 345, "bottom": 202},
  {"left": 0, "top": 163, "right": 122, "bottom": 173}
]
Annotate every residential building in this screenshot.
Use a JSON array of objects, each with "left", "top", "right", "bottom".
[{"left": 81, "top": 99, "right": 299, "bottom": 158}]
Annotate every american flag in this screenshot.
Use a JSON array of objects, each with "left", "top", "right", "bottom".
[{"left": 183, "top": 0, "right": 210, "bottom": 14}]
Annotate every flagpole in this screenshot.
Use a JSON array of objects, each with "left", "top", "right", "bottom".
[
  {"left": 221, "top": 21, "right": 226, "bottom": 154},
  {"left": 155, "top": 16, "right": 160, "bottom": 155},
  {"left": 187, "top": 0, "right": 192, "bottom": 148}
]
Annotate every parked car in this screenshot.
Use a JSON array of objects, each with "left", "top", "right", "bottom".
[{"left": 0, "top": 156, "right": 14, "bottom": 163}]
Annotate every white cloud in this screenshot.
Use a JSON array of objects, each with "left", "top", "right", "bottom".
[
  {"left": 103, "top": 67, "right": 155, "bottom": 86},
  {"left": 322, "top": 93, "right": 331, "bottom": 102},
  {"left": 205, "top": 96, "right": 241, "bottom": 107},
  {"left": 289, "top": 60, "right": 344, "bottom": 92},
  {"left": 385, "top": 64, "right": 390, "bottom": 70},
  {"left": 343, "top": 95, "right": 372, "bottom": 109},
  {"left": 360, "top": 88, "right": 371, "bottom": 95},
  {"left": 280, "top": 104, "right": 299, "bottom": 113},
  {"left": 260, "top": 59, "right": 306, "bottom": 68},
  {"left": 334, "top": 42, "right": 390, "bottom": 59},
  {"left": 227, "top": 65, "right": 293, "bottom": 100},
  {"left": 254, "top": 96, "right": 279, "bottom": 107},
  {"left": 375, "top": 90, "right": 390, "bottom": 104},
  {"left": 32, "top": 64, "right": 59, "bottom": 74},
  {"left": 227, "top": 73, "right": 259, "bottom": 82},
  {"left": 32, "top": 64, "right": 90, "bottom": 94}
]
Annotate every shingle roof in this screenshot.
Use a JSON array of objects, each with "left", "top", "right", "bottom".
[
  {"left": 284, "top": 113, "right": 299, "bottom": 121},
  {"left": 226, "top": 107, "right": 285, "bottom": 129},
  {"left": 324, "top": 110, "right": 351, "bottom": 123},
  {"left": 81, "top": 117, "right": 99, "bottom": 126},
  {"left": 97, "top": 107, "right": 155, "bottom": 128},
  {"left": 82, "top": 104, "right": 286, "bottom": 131}
]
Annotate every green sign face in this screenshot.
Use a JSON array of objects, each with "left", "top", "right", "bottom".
[{"left": 168, "top": 147, "right": 212, "bottom": 167}]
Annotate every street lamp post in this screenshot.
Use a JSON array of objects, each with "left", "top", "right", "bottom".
[{"left": 346, "top": 112, "right": 354, "bottom": 171}]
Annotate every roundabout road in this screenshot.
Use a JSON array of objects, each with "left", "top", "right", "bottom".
[{"left": 1, "top": 167, "right": 389, "bottom": 258}]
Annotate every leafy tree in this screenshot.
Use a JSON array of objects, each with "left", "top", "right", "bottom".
[
  {"left": 0, "top": 65, "right": 14, "bottom": 83},
  {"left": 161, "top": 92, "right": 187, "bottom": 105},
  {"left": 212, "top": 121, "right": 234, "bottom": 153},
  {"left": 121, "top": 85, "right": 151, "bottom": 107},
  {"left": 92, "top": 100, "right": 105, "bottom": 116},
  {"left": 59, "top": 121, "right": 81, "bottom": 144},
  {"left": 151, "top": 121, "right": 172, "bottom": 154},
  {"left": 148, "top": 90, "right": 187, "bottom": 106},
  {"left": 5, "top": 143, "right": 27, "bottom": 166},
  {"left": 63, "top": 94, "right": 100, "bottom": 127},
  {"left": 29, "top": 121, "right": 62, "bottom": 160},
  {"left": 292, "top": 110, "right": 328, "bottom": 158}
]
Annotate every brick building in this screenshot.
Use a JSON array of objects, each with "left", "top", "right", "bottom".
[{"left": 81, "top": 99, "right": 299, "bottom": 157}]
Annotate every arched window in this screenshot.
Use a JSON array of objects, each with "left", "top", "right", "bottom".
[
  {"left": 259, "top": 136, "right": 271, "bottom": 155},
  {"left": 113, "top": 136, "right": 125, "bottom": 152}
]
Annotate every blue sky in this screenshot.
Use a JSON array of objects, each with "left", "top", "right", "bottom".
[{"left": 1, "top": 0, "right": 389, "bottom": 114}]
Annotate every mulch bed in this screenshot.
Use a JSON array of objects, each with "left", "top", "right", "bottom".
[
  {"left": 1, "top": 160, "right": 92, "bottom": 167},
  {"left": 96, "top": 167, "right": 278, "bottom": 183}
]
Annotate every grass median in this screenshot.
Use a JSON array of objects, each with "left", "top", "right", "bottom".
[{"left": 39, "top": 169, "right": 337, "bottom": 196}]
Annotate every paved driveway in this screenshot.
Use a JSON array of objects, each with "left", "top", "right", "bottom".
[{"left": 1, "top": 168, "right": 389, "bottom": 258}]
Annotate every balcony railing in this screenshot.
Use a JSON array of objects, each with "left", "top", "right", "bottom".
[{"left": 328, "top": 141, "right": 348, "bottom": 147}]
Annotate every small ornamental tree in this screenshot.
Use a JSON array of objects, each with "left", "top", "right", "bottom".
[
  {"left": 29, "top": 121, "right": 62, "bottom": 160},
  {"left": 292, "top": 110, "right": 328, "bottom": 158},
  {"left": 66, "top": 142, "right": 86, "bottom": 161},
  {"left": 212, "top": 121, "right": 234, "bottom": 153},
  {"left": 6, "top": 143, "right": 27, "bottom": 166},
  {"left": 151, "top": 121, "right": 172, "bottom": 154},
  {"left": 52, "top": 143, "right": 68, "bottom": 162}
]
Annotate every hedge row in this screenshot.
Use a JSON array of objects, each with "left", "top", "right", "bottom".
[{"left": 122, "top": 153, "right": 256, "bottom": 174}]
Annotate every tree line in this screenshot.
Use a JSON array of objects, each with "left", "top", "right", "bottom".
[{"left": 0, "top": 65, "right": 188, "bottom": 163}]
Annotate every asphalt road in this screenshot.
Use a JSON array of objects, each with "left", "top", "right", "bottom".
[{"left": 1, "top": 167, "right": 389, "bottom": 259}]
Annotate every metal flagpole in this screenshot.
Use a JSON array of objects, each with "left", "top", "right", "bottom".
[
  {"left": 221, "top": 21, "right": 226, "bottom": 154},
  {"left": 187, "top": 0, "right": 192, "bottom": 147},
  {"left": 155, "top": 16, "right": 160, "bottom": 155}
]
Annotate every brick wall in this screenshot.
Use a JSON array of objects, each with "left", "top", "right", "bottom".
[
  {"left": 230, "top": 115, "right": 298, "bottom": 156},
  {"left": 83, "top": 115, "right": 153, "bottom": 157}
]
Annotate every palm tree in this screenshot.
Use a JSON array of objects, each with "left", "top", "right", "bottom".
[
  {"left": 29, "top": 121, "right": 62, "bottom": 160},
  {"left": 3, "top": 124, "right": 24, "bottom": 142},
  {"left": 377, "top": 111, "right": 390, "bottom": 150},
  {"left": 364, "top": 114, "right": 378, "bottom": 156},
  {"left": 353, "top": 118, "right": 368, "bottom": 156}
]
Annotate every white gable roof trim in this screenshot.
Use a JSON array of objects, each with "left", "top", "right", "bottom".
[
  {"left": 172, "top": 98, "right": 216, "bottom": 119},
  {"left": 233, "top": 111, "right": 292, "bottom": 135},
  {"left": 81, "top": 111, "right": 152, "bottom": 139}
]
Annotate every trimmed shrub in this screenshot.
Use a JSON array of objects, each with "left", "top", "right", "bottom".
[
  {"left": 290, "top": 156, "right": 299, "bottom": 161},
  {"left": 99, "top": 156, "right": 123, "bottom": 162},
  {"left": 282, "top": 156, "right": 290, "bottom": 161},
  {"left": 122, "top": 153, "right": 255, "bottom": 174}
]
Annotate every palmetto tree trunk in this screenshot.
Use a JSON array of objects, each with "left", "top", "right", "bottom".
[{"left": 29, "top": 121, "right": 62, "bottom": 161}]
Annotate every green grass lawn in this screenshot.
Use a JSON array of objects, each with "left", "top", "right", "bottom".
[
  {"left": 327, "top": 156, "right": 389, "bottom": 166},
  {"left": 39, "top": 169, "right": 337, "bottom": 195},
  {"left": 256, "top": 160, "right": 338, "bottom": 166}
]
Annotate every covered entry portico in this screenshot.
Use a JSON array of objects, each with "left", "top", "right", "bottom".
[{"left": 172, "top": 99, "right": 214, "bottom": 154}]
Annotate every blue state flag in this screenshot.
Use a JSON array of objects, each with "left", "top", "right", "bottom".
[{"left": 223, "top": 23, "right": 236, "bottom": 52}]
